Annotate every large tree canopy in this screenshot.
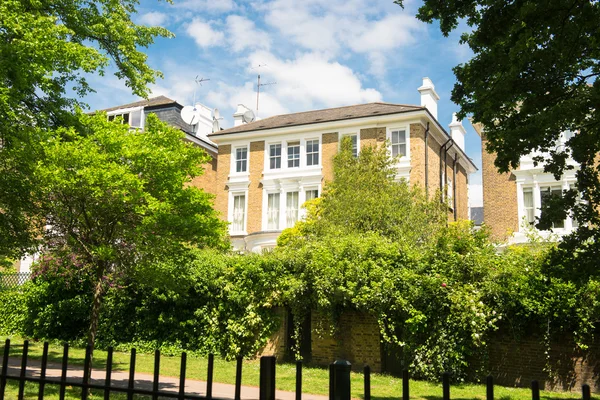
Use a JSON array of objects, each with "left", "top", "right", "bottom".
[
  {"left": 398, "top": 0, "right": 600, "bottom": 244},
  {"left": 35, "top": 112, "right": 228, "bottom": 348},
  {"left": 0, "top": 0, "right": 172, "bottom": 259}
]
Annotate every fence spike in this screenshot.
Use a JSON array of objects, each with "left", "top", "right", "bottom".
[
  {"left": 402, "top": 369, "right": 409, "bottom": 400},
  {"left": 235, "top": 355, "right": 243, "bottom": 400},
  {"left": 207, "top": 353, "right": 214, "bottom": 400},
  {"left": 296, "top": 360, "right": 302, "bottom": 400},
  {"left": 81, "top": 344, "right": 91, "bottom": 400},
  {"left": 152, "top": 349, "right": 160, "bottom": 400},
  {"left": 179, "top": 352, "right": 187, "bottom": 400},
  {"left": 59, "top": 343, "right": 69, "bottom": 400},
  {"left": 38, "top": 342, "right": 49, "bottom": 400},
  {"left": 128, "top": 348, "right": 136, "bottom": 400},
  {"left": 442, "top": 372, "right": 450, "bottom": 400},
  {"left": 486, "top": 375, "right": 494, "bottom": 400},
  {"left": 104, "top": 347, "right": 113, "bottom": 400},
  {"left": 18, "top": 340, "right": 28, "bottom": 400},
  {"left": 364, "top": 365, "right": 371, "bottom": 400},
  {"left": 0, "top": 339, "right": 10, "bottom": 400}
]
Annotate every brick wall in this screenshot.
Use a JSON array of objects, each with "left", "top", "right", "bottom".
[
  {"left": 481, "top": 135, "right": 519, "bottom": 239},
  {"left": 214, "top": 144, "right": 231, "bottom": 221},
  {"left": 322, "top": 132, "right": 339, "bottom": 183},
  {"left": 247, "top": 141, "right": 265, "bottom": 234},
  {"left": 311, "top": 311, "right": 382, "bottom": 372},
  {"left": 410, "top": 123, "right": 426, "bottom": 185},
  {"left": 258, "top": 308, "right": 288, "bottom": 359},
  {"left": 487, "top": 333, "right": 600, "bottom": 391},
  {"left": 456, "top": 165, "right": 469, "bottom": 220},
  {"left": 189, "top": 152, "right": 218, "bottom": 196},
  {"left": 360, "top": 127, "right": 385, "bottom": 149}
]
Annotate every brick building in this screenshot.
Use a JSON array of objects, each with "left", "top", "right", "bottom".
[
  {"left": 472, "top": 122, "right": 579, "bottom": 242},
  {"left": 209, "top": 78, "right": 477, "bottom": 252}
]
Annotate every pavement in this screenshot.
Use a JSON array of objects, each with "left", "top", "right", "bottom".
[{"left": 2, "top": 357, "right": 329, "bottom": 400}]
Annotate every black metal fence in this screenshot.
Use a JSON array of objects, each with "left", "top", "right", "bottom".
[
  {"left": 0, "top": 272, "right": 31, "bottom": 289},
  {"left": 0, "top": 339, "right": 595, "bottom": 400}
]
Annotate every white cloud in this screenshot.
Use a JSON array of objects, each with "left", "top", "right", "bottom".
[
  {"left": 247, "top": 51, "right": 382, "bottom": 110},
  {"left": 186, "top": 18, "right": 225, "bottom": 48},
  {"left": 137, "top": 11, "right": 168, "bottom": 26},
  {"left": 174, "top": 0, "right": 236, "bottom": 13},
  {"left": 469, "top": 183, "right": 483, "bottom": 208},
  {"left": 348, "top": 14, "right": 423, "bottom": 53},
  {"left": 226, "top": 15, "right": 271, "bottom": 52}
]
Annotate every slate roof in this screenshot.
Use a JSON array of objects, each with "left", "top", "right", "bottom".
[
  {"left": 98, "top": 96, "right": 179, "bottom": 113},
  {"left": 210, "top": 102, "right": 425, "bottom": 136}
]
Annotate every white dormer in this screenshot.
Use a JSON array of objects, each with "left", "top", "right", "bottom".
[
  {"left": 417, "top": 77, "right": 440, "bottom": 120},
  {"left": 233, "top": 104, "right": 254, "bottom": 127}
]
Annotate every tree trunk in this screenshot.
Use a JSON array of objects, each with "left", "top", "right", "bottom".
[{"left": 86, "top": 277, "right": 105, "bottom": 381}]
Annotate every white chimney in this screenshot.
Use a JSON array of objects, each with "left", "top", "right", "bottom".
[
  {"left": 233, "top": 104, "right": 253, "bottom": 127},
  {"left": 449, "top": 112, "right": 466, "bottom": 150},
  {"left": 417, "top": 77, "right": 440, "bottom": 120}
]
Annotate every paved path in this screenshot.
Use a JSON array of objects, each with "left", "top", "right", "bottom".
[{"left": 2, "top": 357, "right": 329, "bottom": 400}]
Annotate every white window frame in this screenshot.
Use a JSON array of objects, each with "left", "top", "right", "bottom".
[
  {"left": 388, "top": 127, "right": 409, "bottom": 159},
  {"left": 339, "top": 132, "right": 359, "bottom": 157},
  {"left": 269, "top": 143, "right": 282, "bottom": 170},
  {"left": 287, "top": 141, "right": 301, "bottom": 168},
  {"left": 229, "top": 192, "right": 248, "bottom": 235},
  {"left": 306, "top": 138, "right": 320, "bottom": 166},
  {"left": 106, "top": 106, "right": 145, "bottom": 130},
  {"left": 285, "top": 191, "right": 300, "bottom": 228},
  {"left": 231, "top": 144, "right": 250, "bottom": 175},
  {"left": 266, "top": 192, "right": 281, "bottom": 230}
]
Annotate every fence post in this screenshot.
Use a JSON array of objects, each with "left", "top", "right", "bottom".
[
  {"left": 582, "top": 384, "right": 590, "bottom": 400},
  {"left": 1, "top": 339, "right": 10, "bottom": 400},
  {"left": 402, "top": 369, "right": 409, "bottom": 400},
  {"left": 442, "top": 372, "right": 450, "bottom": 400},
  {"left": 531, "top": 380, "right": 540, "bottom": 400},
  {"left": 486, "top": 375, "right": 493, "bottom": 400},
  {"left": 296, "top": 360, "right": 302, "bottom": 400},
  {"left": 259, "top": 356, "right": 276, "bottom": 400},
  {"left": 234, "top": 355, "right": 243, "bottom": 400},
  {"left": 329, "top": 360, "right": 351, "bottom": 400},
  {"left": 207, "top": 354, "right": 214, "bottom": 400},
  {"left": 364, "top": 365, "right": 371, "bottom": 400}
]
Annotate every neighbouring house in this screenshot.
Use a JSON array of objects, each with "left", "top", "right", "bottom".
[
  {"left": 13, "top": 96, "right": 219, "bottom": 273},
  {"left": 472, "top": 122, "right": 579, "bottom": 243},
  {"left": 209, "top": 78, "right": 478, "bottom": 252}
]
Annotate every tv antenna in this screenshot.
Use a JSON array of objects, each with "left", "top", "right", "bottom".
[
  {"left": 256, "top": 74, "right": 276, "bottom": 117},
  {"left": 192, "top": 75, "right": 210, "bottom": 106}
]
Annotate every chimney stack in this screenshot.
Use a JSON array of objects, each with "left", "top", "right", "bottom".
[
  {"left": 449, "top": 112, "right": 466, "bottom": 150},
  {"left": 417, "top": 77, "right": 440, "bottom": 120},
  {"left": 233, "top": 104, "right": 252, "bottom": 127}
]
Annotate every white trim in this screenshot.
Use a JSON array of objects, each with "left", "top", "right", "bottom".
[
  {"left": 106, "top": 106, "right": 145, "bottom": 130},
  {"left": 387, "top": 126, "right": 411, "bottom": 181},
  {"left": 229, "top": 191, "right": 248, "bottom": 236},
  {"left": 230, "top": 143, "right": 250, "bottom": 177}
]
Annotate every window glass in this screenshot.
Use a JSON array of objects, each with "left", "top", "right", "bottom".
[
  {"left": 391, "top": 129, "right": 406, "bottom": 157},
  {"left": 288, "top": 142, "right": 300, "bottom": 168},
  {"left": 269, "top": 144, "right": 281, "bottom": 169},
  {"left": 236, "top": 147, "right": 248, "bottom": 173},
  {"left": 523, "top": 188, "right": 535, "bottom": 225},
  {"left": 305, "top": 189, "right": 319, "bottom": 202},
  {"left": 232, "top": 195, "right": 246, "bottom": 232},
  {"left": 286, "top": 192, "right": 299, "bottom": 227},
  {"left": 267, "top": 193, "right": 280, "bottom": 230},
  {"left": 540, "top": 186, "right": 564, "bottom": 228},
  {"left": 130, "top": 109, "right": 142, "bottom": 128},
  {"left": 306, "top": 139, "right": 319, "bottom": 166}
]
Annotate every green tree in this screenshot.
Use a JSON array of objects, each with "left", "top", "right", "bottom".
[
  {"left": 397, "top": 0, "right": 599, "bottom": 244},
  {"left": 278, "top": 137, "right": 447, "bottom": 249},
  {"left": 0, "top": 0, "right": 172, "bottom": 259},
  {"left": 33, "top": 112, "right": 228, "bottom": 351}
]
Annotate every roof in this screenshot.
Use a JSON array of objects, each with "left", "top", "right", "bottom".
[
  {"left": 99, "top": 96, "right": 179, "bottom": 113},
  {"left": 211, "top": 102, "right": 424, "bottom": 136}
]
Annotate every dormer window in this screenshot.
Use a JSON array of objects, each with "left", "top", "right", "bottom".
[{"left": 107, "top": 107, "right": 144, "bottom": 129}]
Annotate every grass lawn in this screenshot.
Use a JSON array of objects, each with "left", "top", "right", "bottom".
[{"left": 1, "top": 336, "right": 596, "bottom": 400}]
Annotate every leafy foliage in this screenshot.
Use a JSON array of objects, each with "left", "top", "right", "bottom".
[
  {"left": 32, "top": 113, "right": 228, "bottom": 348},
  {"left": 0, "top": 0, "right": 172, "bottom": 259},
  {"left": 397, "top": 0, "right": 600, "bottom": 249}
]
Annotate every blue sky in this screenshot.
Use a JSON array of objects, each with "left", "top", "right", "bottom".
[{"left": 83, "top": 0, "right": 483, "bottom": 207}]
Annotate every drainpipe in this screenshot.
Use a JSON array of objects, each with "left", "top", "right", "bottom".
[
  {"left": 425, "top": 123, "right": 430, "bottom": 197},
  {"left": 444, "top": 142, "right": 454, "bottom": 204},
  {"left": 453, "top": 153, "right": 458, "bottom": 221},
  {"left": 439, "top": 139, "right": 452, "bottom": 203}
]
